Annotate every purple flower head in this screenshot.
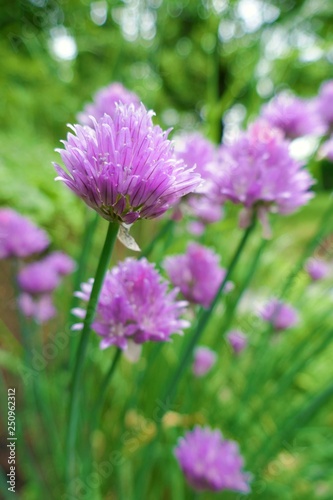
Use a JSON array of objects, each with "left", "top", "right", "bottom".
[
  {"left": 174, "top": 427, "right": 251, "bottom": 493},
  {"left": 319, "top": 137, "right": 333, "bottom": 162},
  {"left": 217, "top": 120, "right": 314, "bottom": 236},
  {"left": 164, "top": 243, "right": 231, "bottom": 309},
  {"left": 261, "top": 299, "right": 299, "bottom": 331},
  {"left": 227, "top": 330, "right": 247, "bottom": 355},
  {"left": 18, "top": 260, "right": 61, "bottom": 295},
  {"left": 78, "top": 82, "right": 140, "bottom": 126},
  {"left": 55, "top": 104, "right": 201, "bottom": 224},
  {"left": 316, "top": 80, "right": 333, "bottom": 130},
  {"left": 305, "top": 258, "right": 329, "bottom": 281},
  {"left": 44, "top": 251, "right": 76, "bottom": 276},
  {"left": 193, "top": 346, "right": 217, "bottom": 377},
  {"left": 173, "top": 133, "right": 223, "bottom": 224},
  {"left": 72, "top": 258, "right": 189, "bottom": 351},
  {"left": 19, "top": 293, "right": 56, "bottom": 323},
  {"left": 261, "top": 92, "right": 324, "bottom": 139},
  {"left": 0, "top": 208, "right": 49, "bottom": 259}
]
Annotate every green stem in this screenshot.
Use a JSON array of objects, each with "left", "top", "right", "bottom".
[
  {"left": 120, "top": 343, "right": 163, "bottom": 422},
  {"left": 248, "top": 318, "right": 333, "bottom": 431},
  {"left": 82, "top": 348, "right": 122, "bottom": 497},
  {"left": 162, "top": 220, "right": 256, "bottom": 412},
  {"left": 279, "top": 198, "right": 333, "bottom": 299},
  {"left": 69, "top": 211, "right": 99, "bottom": 369},
  {"left": 217, "top": 238, "right": 267, "bottom": 345},
  {"left": 65, "top": 221, "right": 119, "bottom": 489},
  {"left": 89, "top": 348, "right": 122, "bottom": 434},
  {"left": 253, "top": 379, "right": 333, "bottom": 471}
]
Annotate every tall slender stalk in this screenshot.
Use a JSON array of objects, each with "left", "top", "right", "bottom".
[
  {"left": 252, "top": 378, "right": 333, "bottom": 471},
  {"left": 69, "top": 211, "right": 99, "bottom": 369},
  {"left": 89, "top": 348, "right": 122, "bottom": 434},
  {"left": 162, "top": 220, "right": 256, "bottom": 412},
  {"left": 247, "top": 317, "right": 333, "bottom": 430},
  {"left": 65, "top": 221, "right": 119, "bottom": 489},
  {"left": 279, "top": 198, "right": 333, "bottom": 299},
  {"left": 217, "top": 238, "right": 267, "bottom": 347}
]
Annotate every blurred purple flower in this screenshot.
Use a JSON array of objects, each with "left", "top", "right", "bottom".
[
  {"left": 316, "top": 80, "right": 333, "bottom": 130},
  {"left": 19, "top": 293, "right": 56, "bottom": 323},
  {"left": 18, "top": 261, "right": 61, "bottom": 295},
  {"left": 55, "top": 104, "right": 201, "bottom": 224},
  {"left": 174, "top": 427, "right": 251, "bottom": 493},
  {"left": 77, "top": 82, "right": 140, "bottom": 125},
  {"left": 227, "top": 330, "right": 247, "bottom": 355},
  {"left": 261, "top": 93, "right": 324, "bottom": 139},
  {"left": 305, "top": 258, "right": 329, "bottom": 281},
  {"left": 319, "top": 136, "right": 333, "bottom": 162},
  {"left": 17, "top": 251, "right": 75, "bottom": 295},
  {"left": 216, "top": 121, "right": 314, "bottom": 236},
  {"left": 187, "top": 220, "right": 205, "bottom": 236},
  {"left": 261, "top": 299, "right": 299, "bottom": 331},
  {"left": 44, "top": 251, "right": 76, "bottom": 276},
  {"left": 72, "top": 258, "right": 189, "bottom": 350},
  {"left": 164, "top": 243, "right": 232, "bottom": 309},
  {"left": 0, "top": 208, "right": 49, "bottom": 259},
  {"left": 173, "top": 132, "right": 223, "bottom": 224},
  {"left": 192, "top": 346, "right": 217, "bottom": 377}
]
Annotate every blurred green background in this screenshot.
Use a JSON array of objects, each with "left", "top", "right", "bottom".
[{"left": 2, "top": 0, "right": 333, "bottom": 245}]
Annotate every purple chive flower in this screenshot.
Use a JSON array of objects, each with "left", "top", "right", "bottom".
[
  {"left": 261, "top": 299, "right": 299, "bottom": 331},
  {"left": 192, "top": 346, "right": 217, "bottom": 377},
  {"left": 72, "top": 258, "right": 189, "bottom": 351},
  {"left": 261, "top": 92, "right": 324, "bottom": 139},
  {"left": 77, "top": 82, "right": 140, "bottom": 125},
  {"left": 187, "top": 220, "right": 205, "bottom": 236},
  {"left": 227, "top": 330, "right": 247, "bottom": 355},
  {"left": 54, "top": 104, "right": 201, "bottom": 224},
  {"left": 217, "top": 121, "right": 314, "bottom": 236},
  {"left": 316, "top": 80, "right": 333, "bottom": 130},
  {"left": 43, "top": 251, "right": 76, "bottom": 276},
  {"left": 17, "top": 252, "right": 75, "bottom": 295},
  {"left": 173, "top": 132, "right": 223, "bottom": 223},
  {"left": 305, "top": 258, "right": 329, "bottom": 281},
  {"left": 164, "top": 243, "right": 232, "bottom": 309},
  {"left": 0, "top": 208, "right": 49, "bottom": 259},
  {"left": 319, "top": 136, "right": 333, "bottom": 162},
  {"left": 18, "top": 293, "right": 56, "bottom": 323},
  {"left": 174, "top": 427, "right": 251, "bottom": 493},
  {"left": 18, "top": 261, "right": 61, "bottom": 295}
]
